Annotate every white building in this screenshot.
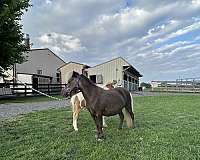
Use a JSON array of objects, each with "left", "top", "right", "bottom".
[{"left": 151, "top": 81, "right": 160, "bottom": 88}]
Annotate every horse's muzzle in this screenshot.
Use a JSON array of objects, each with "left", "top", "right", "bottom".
[{"left": 61, "top": 87, "right": 70, "bottom": 97}]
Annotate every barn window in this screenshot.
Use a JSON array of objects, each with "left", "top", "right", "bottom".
[
  {"left": 37, "top": 70, "right": 42, "bottom": 75},
  {"left": 96, "top": 75, "right": 103, "bottom": 84},
  {"left": 90, "top": 75, "right": 96, "bottom": 83}
]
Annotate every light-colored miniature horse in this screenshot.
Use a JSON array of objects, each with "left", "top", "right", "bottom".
[
  {"left": 63, "top": 71, "right": 134, "bottom": 141},
  {"left": 70, "top": 83, "right": 114, "bottom": 131}
]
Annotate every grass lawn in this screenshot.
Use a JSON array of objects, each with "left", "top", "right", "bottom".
[
  {"left": 0, "top": 95, "right": 63, "bottom": 104},
  {"left": 0, "top": 95, "right": 200, "bottom": 160}
]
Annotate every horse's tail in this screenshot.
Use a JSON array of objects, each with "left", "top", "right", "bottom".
[
  {"left": 122, "top": 92, "right": 134, "bottom": 128},
  {"left": 122, "top": 108, "right": 133, "bottom": 128}
]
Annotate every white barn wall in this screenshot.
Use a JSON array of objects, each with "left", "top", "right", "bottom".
[
  {"left": 87, "top": 57, "right": 129, "bottom": 85},
  {"left": 16, "top": 49, "right": 65, "bottom": 83}
]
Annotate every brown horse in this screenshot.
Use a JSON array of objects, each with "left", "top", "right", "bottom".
[
  {"left": 63, "top": 71, "right": 134, "bottom": 140},
  {"left": 70, "top": 82, "right": 114, "bottom": 131}
]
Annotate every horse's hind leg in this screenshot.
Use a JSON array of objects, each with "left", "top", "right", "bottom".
[
  {"left": 102, "top": 116, "right": 107, "bottom": 127},
  {"left": 118, "top": 111, "right": 124, "bottom": 129}
]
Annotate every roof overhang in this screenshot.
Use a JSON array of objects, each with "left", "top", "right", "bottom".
[
  {"left": 17, "top": 72, "right": 52, "bottom": 78},
  {"left": 57, "top": 61, "right": 90, "bottom": 71},
  {"left": 123, "top": 65, "right": 142, "bottom": 77}
]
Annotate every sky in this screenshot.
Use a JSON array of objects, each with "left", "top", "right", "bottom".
[{"left": 22, "top": 0, "right": 200, "bottom": 82}]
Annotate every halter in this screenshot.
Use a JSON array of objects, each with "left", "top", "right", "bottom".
[
  {"left": 75, "top": 75, "right": 81, "bottom": 89},
  {"left": 69, "top": 75, "right": 81, "bottom": 97}
]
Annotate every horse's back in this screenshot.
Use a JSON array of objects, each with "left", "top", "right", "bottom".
[
  {"left": 113, "top": 87, "right": 130, "bottom": 97},
  {"left": 99, "top": 87, "right": 129, "bottom": 105}
]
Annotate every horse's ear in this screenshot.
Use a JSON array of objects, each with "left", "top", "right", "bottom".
[{"left": 72, "top": 71, "right": 80, "bottom": 78}]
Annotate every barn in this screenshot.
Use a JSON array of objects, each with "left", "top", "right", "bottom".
[
  {"left": 15, "top": 48, "right": 66, "bottom": 85},
  {"left": 87, "top": 57, "right": 142, "bottom": 91}
]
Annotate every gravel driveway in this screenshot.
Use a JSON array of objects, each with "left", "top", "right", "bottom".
[{"left": 0, "top": 100, "right": 70, "bottom": 120}]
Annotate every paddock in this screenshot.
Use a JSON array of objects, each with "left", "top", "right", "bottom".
[{"left": 0, "top": 95, "right": 200, "bottom": 159}]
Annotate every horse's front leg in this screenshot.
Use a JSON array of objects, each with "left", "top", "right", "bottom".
[
  {"left": 96, "top": 115, "right": 104, "bottom": 140},
  {"left": 91, "top": 114, "right": 104, "bottom": 140}
]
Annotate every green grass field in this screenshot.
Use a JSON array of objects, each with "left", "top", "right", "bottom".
[{"left": 0, "top": 96, "right": 200, "bottom": 160}]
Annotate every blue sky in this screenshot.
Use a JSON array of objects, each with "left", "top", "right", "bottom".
[{"left": 22, "top": 0, "right": 200, "bottom": 82}]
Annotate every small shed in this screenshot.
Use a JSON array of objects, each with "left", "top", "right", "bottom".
[{"left": 58, "top": 62, "right": 90, "bottom": 84}]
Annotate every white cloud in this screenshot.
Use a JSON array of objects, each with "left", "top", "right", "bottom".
[
  {"left": 45, "top": 0, "right": 52, "bottom": 5},
  {"left": 22, "top": 0, "right": 200, "bottom": 81},
  {"left": 155, "top": 21, "right": 200, "bottom": 44},
  {"left": 38, "top": 32, "right": 87, "bottom": 54}
]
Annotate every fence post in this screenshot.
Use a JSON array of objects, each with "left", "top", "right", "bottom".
[
  {"left": 25, "top": 83, "right": 27, "bottom": 97},
  {"left": 193, "top": 79, "right": 195, "bottom": 93},
  {"left": 48, "top": 83, "right": 50, "bottom": 95}
]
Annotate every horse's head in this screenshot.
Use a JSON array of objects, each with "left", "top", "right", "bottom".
[{"left": 62, "top": 71, "right": 80, "bottom": 97}]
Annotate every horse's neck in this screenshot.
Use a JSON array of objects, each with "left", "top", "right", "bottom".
[{"left": 79, "top": 77, "right": 99, "bottom": 103}]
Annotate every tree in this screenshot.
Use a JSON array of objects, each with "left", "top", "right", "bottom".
[
  {"left": 0, "top": 0, "right": 31, "bottom": 75},
  {"left": 140, "top": 82, "right": 152, "bottom": 88}
]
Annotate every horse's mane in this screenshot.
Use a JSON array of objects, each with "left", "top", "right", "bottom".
[
  {"left": 80, "top": 74, "right": 97, "bottom": 86},
  {"left": 80, "top": 74, "right": 105, "bottom": 91}
]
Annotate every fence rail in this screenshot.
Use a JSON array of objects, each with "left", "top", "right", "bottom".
[
  {"left": 0, "top": 83, "right": 65, "bottom": 97},
  {"left": 151, "top": 78, "right": 200, "bottom": 93}
]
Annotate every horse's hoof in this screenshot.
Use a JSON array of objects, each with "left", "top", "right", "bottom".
[
  {"left": 97, "top": 138, "right": 104, "bottom": 142},
  {"left": 74, "top": 128, "right": 78, "bottom": 131},
  {"left": 103, "top": 124, "right": 108, "bottom": 128},
  {"left": 95, "top": 134, "right": 105, "bottom": 140}
]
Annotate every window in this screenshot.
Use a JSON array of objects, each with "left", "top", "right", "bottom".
[
  {"left": 37, "top": 70, "right": 42, "bottom": 75},
  {"left": 96, "top": 74, "right": 103, "bottom": 84},
  {"left": 90, "top": 75, "right": 96, "bottom": 83}
]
